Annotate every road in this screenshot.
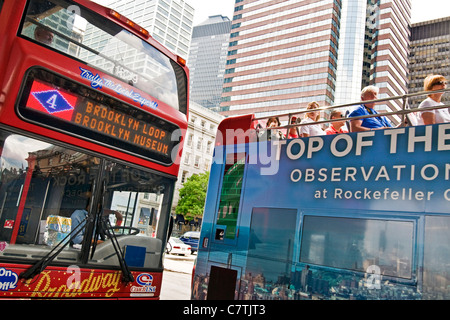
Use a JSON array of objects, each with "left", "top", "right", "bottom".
[{"left": 160, "top": 253, "right": 196, "bottom": 300}]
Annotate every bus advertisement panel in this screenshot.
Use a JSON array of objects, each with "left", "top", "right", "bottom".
[
  {"left": 193, "top": 116, "right": 450, "bottom": 300},
  {"left": 0, "top": 0, "right": 188, "bottom": 299}
]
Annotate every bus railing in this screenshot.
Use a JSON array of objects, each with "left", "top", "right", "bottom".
[{"left": 253, "top": 87, "right": 450, "bottom": 133}]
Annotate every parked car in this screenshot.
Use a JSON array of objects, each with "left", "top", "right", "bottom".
[
  {"left": 166, "top": 237, "right": 191, "bottom": 256},
  {"left": 179, "top": 231, "right": 200, "bottom": 254}
]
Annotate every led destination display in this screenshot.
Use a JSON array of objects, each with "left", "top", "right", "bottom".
[{"left": 18, "top": 68, "right": 179, "bottom": 165}]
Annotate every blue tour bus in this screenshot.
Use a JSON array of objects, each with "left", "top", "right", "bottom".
[{"left": 191, "top": 90, "right": 450, "bottom": 300}]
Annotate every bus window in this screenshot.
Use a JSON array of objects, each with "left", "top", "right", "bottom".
[
  {"left": 0, "top": 130, "right": 98, "bottom": 263},
  {"left": 216, "top": 153, "right": 246, "bottom": 240},
  {"left": 300, "top": 216, "right": 414, "bottom": 279},
  {"left": 19, "top": 0, "right": 187, "bottom": 114},
  {"left": 245, "top": 208, "right": 297, "bottom": 283},
  {"left": 423, "top": 216, "right": 450, "bottom": 299},
  {"left": 88, "top": 161, "right": 172, "bottom": 269}
]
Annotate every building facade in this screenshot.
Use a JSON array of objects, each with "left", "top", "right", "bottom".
[
  {"left": 333, "top": 0, "right": 368, "bottom": 105},
  {"left": 94, "top": 0, "right": 194, "bottom": 59},
  {"left": 408, "top": 16, "right": 450, "bottom": 108},
  {"left": 220, "top": 0, "right": 341, "bottom": 118},
  {"left": 220, "top": 0, "right": 411, "bottom": 122},
  {"left": 171, "top": 101, "right": 224, "bottom": 213},
  {"left": 188, "top": 15, "right": 231, "bottom": 110},
  {"left": 336, "top": 0, "right": 411, "bottom": 116},
  {"left": 370, "top": 0, "right": 411, "bottom": 115}
]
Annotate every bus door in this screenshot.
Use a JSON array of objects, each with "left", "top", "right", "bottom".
[
  {"left": 201, "top": 263, "right": 241, "bottom": 300},
  {"left": 210, "top": 150, "right": 247, "bottom": 247},
  {"left": 196, "top": 149, "right": 247, "bottom": 300}
]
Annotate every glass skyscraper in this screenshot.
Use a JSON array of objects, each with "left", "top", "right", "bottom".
[
  {"left": 94, "top": 0, "right": 194, "bottom": 59},
  {"left": 188, "top": 15, "right": 231, "bottom": 110},
  {"left": 369, "top": 0, "right": 410, "bottom": 116},
  {"left": 333, "top": 0, "right": 367, "bottom": 106},
  {"left": 220, "top": 0, "right": 411, "bottom": 123}
]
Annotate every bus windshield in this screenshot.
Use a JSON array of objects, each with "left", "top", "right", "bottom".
[
  {"left": 19, "top": 0, "right": 186, "bottom": 114},
  {"left": 0, "top": 129, "right": 172, "bottom": 270}
]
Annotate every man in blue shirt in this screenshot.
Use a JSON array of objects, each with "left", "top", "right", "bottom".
[
  {"left": 70, "top": 207, "right": 123, "bottom": 246},
  {"left": 348, "top": 86, "right": 392, "bottom": 132},
  {"left": 70, "top": 209, "right": 88, "bottom": 245}
]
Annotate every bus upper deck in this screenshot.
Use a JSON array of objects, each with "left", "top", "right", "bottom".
[
  {"left": 192, "top": 87, "right": 450, "bottom": 300},
  {"left": 0, "top": 0, "right": 188, "bottom": 299}
]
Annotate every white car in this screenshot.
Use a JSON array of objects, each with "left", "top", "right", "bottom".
[{"left": 166, "top": 237, "right": 191, "bottom": 256}]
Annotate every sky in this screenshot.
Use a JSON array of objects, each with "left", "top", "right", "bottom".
[{"left": 188, "top": 0, "right": 450, "bottom": 26}]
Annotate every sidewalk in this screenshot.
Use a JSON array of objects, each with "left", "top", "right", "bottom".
[{"left": 163, "top": 253, "right": 195, "bottom": 274}]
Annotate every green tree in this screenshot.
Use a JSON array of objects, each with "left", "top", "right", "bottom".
[{"left": 175, "top": 172, "right": 209, "bottom": 221}]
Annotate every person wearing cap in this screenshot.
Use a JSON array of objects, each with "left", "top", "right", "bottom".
[{"left": 418, "top": 74, "right": 449, "bottom": 125}]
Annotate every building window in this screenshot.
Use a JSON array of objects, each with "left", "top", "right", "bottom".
[
  {"left": 184, "top": 152, "right": 191, "bottom": 165},
  {"left": 197, "top": 138, "right": 203, "bottom": 150},
  {"left": 181, "top": 170, "right": 188, "bottom": 183},
  {"left": 206, "top": 141, "right": 212, "bottom": 153},
  {"left": 204, "top": 160, "right": 210, "bottom": 171},
  {"left": 194, "top": 155, "right": 200, "bottom": 168}
]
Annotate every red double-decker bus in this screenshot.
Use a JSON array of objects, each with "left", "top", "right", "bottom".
[{"left": 0, "top": 0, "right": 188, "bottom": 299}]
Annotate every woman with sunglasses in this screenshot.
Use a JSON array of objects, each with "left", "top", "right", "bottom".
[{"left": 418, "top": 74, "right": 450, "bottom": 125}]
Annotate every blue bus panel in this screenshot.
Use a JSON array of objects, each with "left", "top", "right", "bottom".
[{"left": 193, "top": 123, "right": 450, "bottom": 300}]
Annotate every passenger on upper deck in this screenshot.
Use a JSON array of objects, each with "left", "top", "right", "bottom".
[
  {"left": 266, "top": 116, "right": 285, "bottom": 140},
  {"left": 418, "top": 74, "right": 450, "bottom": 125},
  {"left": 348, "top": 86, "right": 392, "bottom": 132},
  {"left": 299, "top": 102, "right": 325, "bottom": 137},
  {"left": 325, "top": 110, "right": 348, "bottom": 135},
  {"left": 287, "top": 116, "right": 299, "bottom": 139}
]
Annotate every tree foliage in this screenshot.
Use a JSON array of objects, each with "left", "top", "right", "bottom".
[{"left": 175, "top": 171, "right": 209, "bottom": 221}]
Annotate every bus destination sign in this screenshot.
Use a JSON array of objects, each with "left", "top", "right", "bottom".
[{"left": 19, "top": 70, "right": 178, "bottom": 165}]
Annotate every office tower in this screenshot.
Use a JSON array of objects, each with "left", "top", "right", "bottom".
[
  {"left": 220, "top": 0, "right": 341, "bottom": 117},
  {"left": 333, "top": 0, "right": 367, "bottom": 105},
  {"left": 188, "top": 15, "right": 232, "bottom": 110},
  {"left": 408, "top": 16, "right": 450, "bottom": 108},
  {"left": 336, "top": 0, "right": 411, "bottom": 117},
  {"left": 94, "top": 0, "right": 194, "bottom": 59},
  {"left": 220, "top": 0, "right": 411, "bottom": 123},
  {"left": 369, "top": 0, "right": 411, "bottom": 116}
]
